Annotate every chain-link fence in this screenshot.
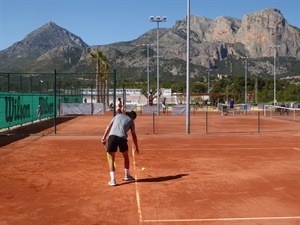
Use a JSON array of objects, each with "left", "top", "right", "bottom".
[{"left": 0, "top": 70, "right": 118, "bottom": 131}]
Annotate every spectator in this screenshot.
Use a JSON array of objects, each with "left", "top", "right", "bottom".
[
  {"left": 117, "top": 98, "right": 123, "bottom": 114},
  {"left": 109, "top": 102, "right": 114, "bottom": 111},
  {"left": 37, "top": 105, "right": 42, "bottom": 120},
  {"left": 162, "top": 98, "right": 167, "bottom": 113},
  {"left": 229, "top": 98, "right": 235, "bottom": 115}
]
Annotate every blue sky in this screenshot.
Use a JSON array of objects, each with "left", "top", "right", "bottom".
[{"left": 0, "top": 0, "right": 299, "bottom": 51}]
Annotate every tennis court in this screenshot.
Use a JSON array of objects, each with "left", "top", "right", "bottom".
[{"left": 0, "top": 112, "right": 299, "bottom": 225}]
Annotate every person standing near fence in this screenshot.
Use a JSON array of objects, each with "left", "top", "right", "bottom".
[
  {"left": 101, "top": 111, "right": 139, "bottom": 186},
  {"left": 162, "top": 98, "right": 167, "bottom": 113},
  {"left": 229, "top": 98, "right": 235, "bottom": 115},
  {"left": 37, "top": 105, "right": 42, "bottom": 120},
  {"left": 117, "top": 98, "right": 123, "bottom": 114}
]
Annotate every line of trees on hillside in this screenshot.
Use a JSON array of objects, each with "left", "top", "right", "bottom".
[
  {"left": 1, "top": 73, "right": 298, "bottom": 105},
  {"left": 128, "top": 76, "right": 300, "bottom": 105}
]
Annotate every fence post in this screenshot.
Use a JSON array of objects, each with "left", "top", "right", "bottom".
[
  {"left": 205, "top": 111, "right": 208, "bottom": 134},
  {"left": 258, "top": 112, "right": 260, "bottom": 134},
  {"left": 54, "top": 69, "right": 57, "bottom": 134},
  {"left": 153, "top": 112, "right": 155, "bottom": 134},
  {"left": 90, "top": 81, "right": 93, "bottom": 116},
  {"left": 7, "top": 73, "right": 10, "bottom": 92},
  {"left": 113, "top": 69, "right": 117, "bottom": 117},
  {"left": 19, "top": 75, "right": 22, "bottom": 92}
]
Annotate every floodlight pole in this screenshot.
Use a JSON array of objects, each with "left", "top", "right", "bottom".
[
  {"left": 39, "top": 80, "right": 43, "bottom": 93},
  {"left": 186, "top": 0, "right": 190, "bottom": 134},
  {"left": 206, "top": 69, "right": 212, "bottom": 101},
  {"left": 270, "top": 45, "right": 280, "bottom": 105},
  {"left": 245, "top": 58, "right": 248, "bottom": 105},
  {"left": 241, "top": 56, "right": 249, "bottom": 105},
  {"left": 142, "top": 44, "right": 153, "bottom": 105},
  {"left": 226, "top": 61, "right": 232, "bottom": 103},
  {"left": 150, "top": 15, "right": 167, "bottom": 116},
  {"left": 7, "top": 74, "right": 10, "bottom": 92}
]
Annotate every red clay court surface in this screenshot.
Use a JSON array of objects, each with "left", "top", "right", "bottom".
[{"left": 0, "top": 112, "right": 299, "bottom": 225}]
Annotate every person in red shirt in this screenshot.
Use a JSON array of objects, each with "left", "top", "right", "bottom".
[{"left": 117, "top": 98, "right": 123, "bottom": 114}]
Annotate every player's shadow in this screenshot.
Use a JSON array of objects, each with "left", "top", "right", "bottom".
[
  {"left": 117, "top": 174, "right": 189, "bottom": 186},
  {"left": 137, "top": 173, "right": 189, "bottom": 183}
]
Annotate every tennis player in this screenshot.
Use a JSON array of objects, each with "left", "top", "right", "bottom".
[{"left": 101, "top": 111, "right": 139, "bottom": 186}]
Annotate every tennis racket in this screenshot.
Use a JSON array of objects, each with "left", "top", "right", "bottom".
[{"left": 102, "top": 143, "right": 116, "bottom": 168}]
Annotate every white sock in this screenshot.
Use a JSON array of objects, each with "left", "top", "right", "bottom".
[
  {"left": 125, "top": 169, "right": 129, "bottom": 177},
  {"left": 110, "top": 171, "right": 115, "bottom": 181}
]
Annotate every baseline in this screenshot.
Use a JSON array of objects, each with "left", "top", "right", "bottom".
[{"left": 142, "top": 216, "right": 300, "bottom": 223}]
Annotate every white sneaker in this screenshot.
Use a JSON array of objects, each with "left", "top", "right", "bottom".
[
  {"left": 108, "top": 180, "right": 117, "bottom": 186},
  {"left": 123, "top": 174, "right": 135, "bottom": 181}
]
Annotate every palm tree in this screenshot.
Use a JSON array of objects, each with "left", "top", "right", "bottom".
[{"left": 90, "top": 50, "right": 107, "bottom": 103}]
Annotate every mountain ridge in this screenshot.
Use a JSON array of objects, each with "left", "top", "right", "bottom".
[{"left": 0, "top": 8, "right": 299, "bottom": 79}]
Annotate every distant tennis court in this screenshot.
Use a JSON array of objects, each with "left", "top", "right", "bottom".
[{"left": 0, "top": 112, "right": 299, "bottom": 225}]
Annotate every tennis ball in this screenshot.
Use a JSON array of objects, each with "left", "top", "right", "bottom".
[{"left": 141, "top": 167, "right": 146, "bottom": 171}]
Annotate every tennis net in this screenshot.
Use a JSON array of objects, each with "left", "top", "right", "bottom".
[{"left": 263, "top": 105, "right": 300, "bottom": 122}]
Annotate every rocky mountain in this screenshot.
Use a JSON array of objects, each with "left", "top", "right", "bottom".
[
  {"left": 0, "top": 8, "right": 299, "bottom": 79},
  {"left": 0, "top": 21, "right": 88, "bottom": 71}
]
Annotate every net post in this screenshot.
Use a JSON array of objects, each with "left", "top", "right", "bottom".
[{"left": 293, "top": 109, "right": 296, "bottom": 121}]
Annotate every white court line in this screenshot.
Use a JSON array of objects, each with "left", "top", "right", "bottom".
[
  {"left": 142, "top": 216, "right": 300, "bottom": 223},
  {"left": 141, "top": 148, "right": 288, "bottom": 151},
  {"left": 294, "top": 148, "right": 300, "bottom": 151},
  {"left": 131, "top": 145, "right": 143, "bottom": 222}
]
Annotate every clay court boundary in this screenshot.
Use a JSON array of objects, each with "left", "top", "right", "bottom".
[{"left": 0, "top": 113, "right": 299, "bottom": 225}]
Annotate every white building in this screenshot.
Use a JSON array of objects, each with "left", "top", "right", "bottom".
[{"left": 81, "top": 88, "right": 142, "bottom": 96}]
